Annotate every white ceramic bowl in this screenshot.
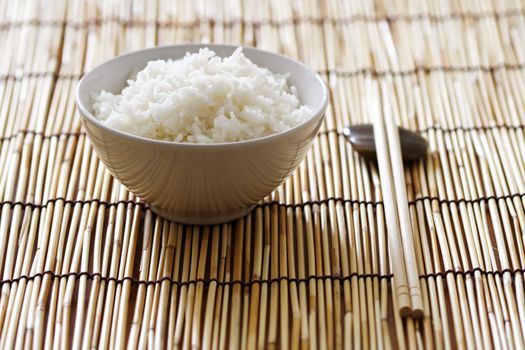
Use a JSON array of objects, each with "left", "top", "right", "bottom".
[{"left": 76, "top": 44, "right": 328, "bottom": 224}]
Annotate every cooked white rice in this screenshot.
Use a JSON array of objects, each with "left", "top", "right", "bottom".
[{"left": 92, "top": 47, "right": 313, "bottom": 143}]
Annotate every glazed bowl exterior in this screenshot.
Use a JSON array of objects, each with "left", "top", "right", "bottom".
[{"left": 76, "top": 44, "right": 328, "bottom": 224}]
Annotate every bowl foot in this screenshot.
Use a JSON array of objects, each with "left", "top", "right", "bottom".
[{"left": 150, "top": 205, "right": 256, "bottom": 225}]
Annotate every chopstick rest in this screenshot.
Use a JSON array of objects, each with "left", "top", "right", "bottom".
[{"left": 342, "top": 124, "right": 428, "bottom": 162}]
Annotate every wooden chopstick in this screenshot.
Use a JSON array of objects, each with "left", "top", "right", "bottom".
[
  {"left": 380, "top": 80, "right": 424, "bottom": 318},
  {"left": 369, "top": 81, "right": 412, "bottom": 316}
]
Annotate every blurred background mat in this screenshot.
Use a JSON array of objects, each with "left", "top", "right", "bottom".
[{"left": 0, "top": 0, "right": 525, "bottom": 348}]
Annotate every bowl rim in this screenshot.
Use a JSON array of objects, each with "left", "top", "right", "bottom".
[{"left": 75, "top": 44, "right": 329, "bottom": 148}]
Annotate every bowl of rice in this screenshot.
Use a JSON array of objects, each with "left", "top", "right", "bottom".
[{"left": 76, "top": 44, "right": 328, "bottom": 224}]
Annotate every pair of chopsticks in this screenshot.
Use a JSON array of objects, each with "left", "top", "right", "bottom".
[{"left": 369, "top": 80, "right": 424, "bottom": 318}]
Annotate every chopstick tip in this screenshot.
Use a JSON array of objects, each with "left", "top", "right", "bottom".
[{"left": 399, "top": 306, "right": 412, "bottom": 318}]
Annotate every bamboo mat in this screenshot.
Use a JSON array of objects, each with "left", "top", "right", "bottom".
[{"left": 1, "top": 0, "right": 525, "bottom": 348}]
